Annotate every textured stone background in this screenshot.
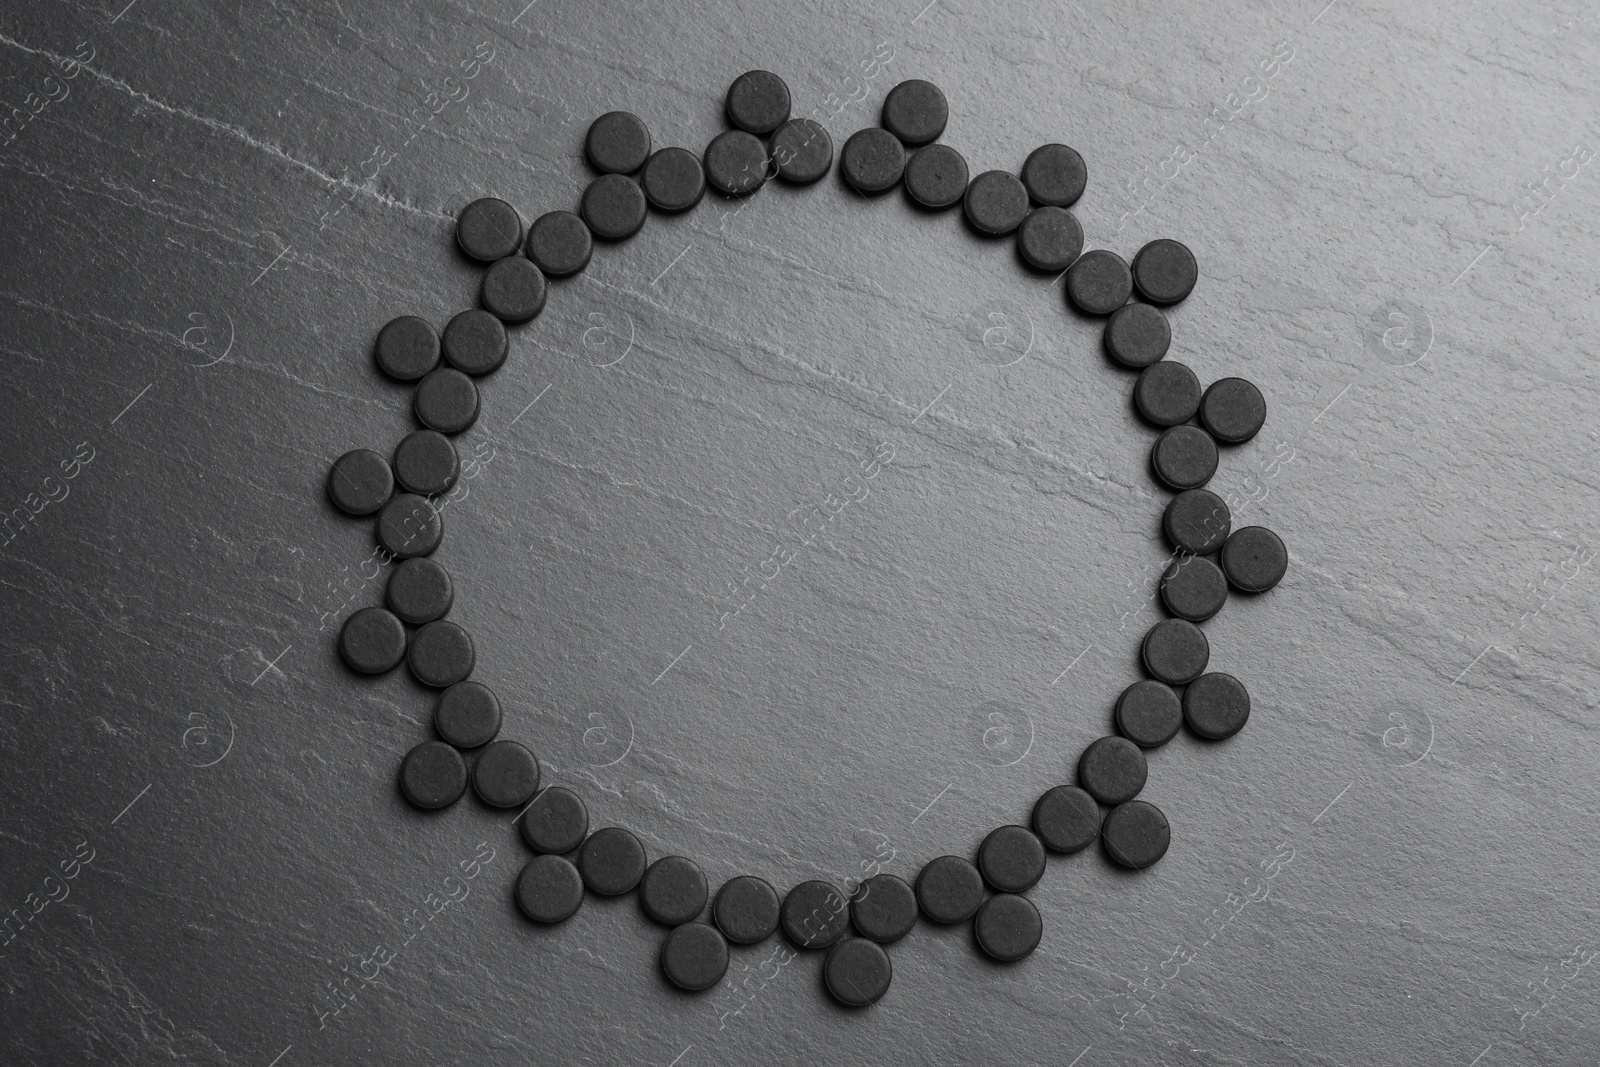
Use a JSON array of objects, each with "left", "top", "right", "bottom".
[{"left": 2, "top": 0, "right": 1598, "bottom": 1064}]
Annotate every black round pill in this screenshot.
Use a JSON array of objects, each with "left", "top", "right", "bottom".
[
  {"left": 661, "top": 923, "right": 729, "bottom": 991},
  {"left": 435, "top": 681, "right": 501, "bottom": 749},
  {"left": 578, "top": 827, "right": 647, "bottom": 896},
  {"left": 781, "top": 881, "right": 851, "bottom": 949},
  {"left": 1184, "top": 672, "right": 1250, "bottom": 740},
  {"left": 977, "top": 825, "right": 1046, "bottom": 894},
  {"left": 1077, "top": 735, "right": 1148, "bottom": 805},
  {"left": 1142, "top": 619, "right": 1210, "bottom": 685},
  {"left": 1135, "top": 360, "right": 1202, "bottom": 427},
  {"left": 338, "top": 606, "right": 407, "bottom": 674},
  {"left": 1164, "top": 488, "right": 1231, "bottom": 555},
  {"left": 1114, "top": 680, "right": 1183, "bottom": 748},
  {"left": 840, "top": 128, "right": 906, "bottom": 194},
  {"left": 823, "top": 938, "right": 892, "bottom": 1007},
  {"left": 580, "top": 174, "right": 647, "bottom": 240},
  {"left": 1031, "top": 785, "right": 1101, "bottom": 854},
  {"left": 442, "top": 309, "right": 508, "bottom": 376},
  {"left": 725, "top": 70, "right": 790, "bottom": 135},
  {"left": 1132, "top": 238, "right": 1198, "bottom": 305},
  {"left": 1021, "top": 143, "right": 1087, "bottom": 207},
  {"left": 456, "top": 197, "right": 523, "bottom": 263},
  {"left": 407, "top": 619, "right": 475, "bottom": 688},
  {"left": 640, "top": 856, "right": 708, "bottom": 926},
  {"left": 374, "top": 316, "right": 441, "bottom": 381},
  {"left": 386, "top": 556, "right": 453, "bottom": 624},
  {"left": 515, "top": 854, "right": 584, "bottom": 923},
  {"left": 1066, "top": 249, "right": 1133, "bottom": 315},
  {"left": 903, "top": 143, "right": 968, "bottom": 209},
  {"left": 1151, "top": 424, "right": 1219, "bottom": 491},
  {"left": 914, "top": 856, "right": 985, "bottom": 924},
  {"left": 1199, "top": 377, "right": 1267, "bottom": 444},
  {"left": 1104, "top": 303, "right": 1171, "bottom": 369},
  {"left": 713, "top": 875, "right": 779, "bottom": 945},
  {"left": 850, "top": 874, "right": 917, "bottom": 944},
  {"left": 1160, "top": 554, "right": 1229, "bottom": 622},
  {"left": 327, "top": 449, "right": 394, "bottom": 516},
  {"left": 640, "top": 147, "right": 706, "bottom": 212},
  {"left": 964, "top": 170, "right": 1030, "bottom": 236},
  {"left": 585, "top": 110, "right": 651, "bottom": 174},
  {"left": 519, "top": 785, "right": 589, "bottom": 854},
  {"left": 704, "top": 130, "right": 770, "bottom": 197},
  {"left": 1101, "top": 800, "right": 1170, "bottom": 869},
  {"left": 974, "top": 893, "right": 1042, "bottom": 962},
  {"left": 1221, "top": 526, "right": 1288, "bottom": 593},
  {"left": 769, "top": 118, "right": 833, "bottom": 184},
  {"left": 472, "top": 738, "right": 539, "bottom": 807},
  {"left": 525, "top": 210, "right": 593, "bottom": 277},
  {"left": 393, "top": 429, "right": 459, "bottom": 497},
  {"left": 480, "top": 256, "right": 547, "bottom": 323},
  {"left": 399, "top": 740, "right": 467, "bottom": 809},
  {"left": 881, "top": 79, "right": 947, "bottom": 145},
  {"left": 1016, "top": 205, "right": 1083, "bottom": 271},
  {"left": 413, "top": 368, "right": 479, "bottom": 435},
  {"left": 376, "top": 493, "right": 442, "bottom": 559}
]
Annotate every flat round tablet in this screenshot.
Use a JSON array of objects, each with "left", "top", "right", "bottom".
[
  {"left": 640, "top": 147, "right": 706, "bottom": 212},
  {"left": 1104, "top": 303, "right": 1171, "bottom": 369},
  {"left": 515, "top": 854, "right": 584, "bottom": 923},
  {"left": 1151, "top": 424, "right": 1219, "bottom": 490},
  {"left": 770, "top": 118, "right": 833, "bottom": 184},
  {"left": 1016, "top": 205, "right": 1083, "bottom": 270},
  {"left": 725, "top": 70, "right": 790, "bottom": 135},
  {"left": 661, "top": 923, "right": 729, "bottom": 992},
  {"left": 480, "top": 256, "right": 547, "bottom": 323},
  {"left": 435, "top": 681, "right": 502, "bottom": 749},
  {"left": 1160, "top": 554, "right": 1229, "bottom": 622},
  {"left": 1199, "top": 377, "right": 1267, "bottom": 444},
  {"left": 964, "top": 170, "right": 1029, "bottom": 236},
  {"left": 519, "top": 785, "right": 588, "bottom": 854},
  {"left": 525, "top": 210, "right": 593, "bottom": 276},
  {"left": 704, "top": 130, "right": 769, "bottom": 196},
  {"left": 1134, "top": 360, "right": 1202, "bottom": 426},
  {"left": 399, "top": 740, "right": 467, "bottom": 809},
  {"left": 1221, "top": 526, "right": 1288, "bottom": 593},
  {"left": 914, "top": 855, "right": 985, "bottom": 923},
  {"left": 327, "top": 449, "right": 393, "bottom": 516},
  {"left": 1164, "top": 488, "right": 1231, "bottom": 555},
  {"left": 640, "top": 855, "right": 708, "bottom": 926},
  {"left": 386, "top": 556, "right": 453, "bottom": 624},
  {"left": 1065, "top": 249, "right": 1133, "bottom": 315},
  {"left": 713, "top": 875, "right": 779, "bottom": 945},
  {"left": 374, "top": 316, "right": 441, "bottom": 381},
  {"left": 455, "top": 198, "right": 523, "bottom": 262},
  {"left": 442, "top": 309, "right": 508, "bottom": 376},
  {"left": 881, "top": 79, "right": 947, "bottom": 145},
  {"left": 1101, "top": 800, "right": 1170, "bottom": 869},
  {"left": 578, "top": 827, "right": 647, "bottom": 896},
  {"left": 580, "top": 174, "right": 648, "bottom": 240},
  {"left": 840, "top": 128, "right": 906, "bottom": 194},
  {"left": 850, "top": 874, "right": 917, "bottom": 944},
  {"left": 823, "top": 938, "right": 892, "bottom": 1007},
  {"left": 1184, "top": 672, "right": 1251, "bottom": 740},
  {"left": 1142, "top": 618, "right": 1210, "bottom": 685},
  {"left": 903, "top": 143, "right": 968, "bottom": 209},
  {"left": 781, "top": 880, "right": 851, "bottom": 949},
  {"left": 1021, "top": 143, "right": 1087, "bottom": 207},
  {"left": 376, "top": 493, "right": 442, "bottom": 559},
  {"left": 1132, "top": 238, "right": 1198, "bottom": 304},
  {"left": 974, "top": 894, "right": 1042, "bottom": 962},
  {"left": 1077, "top": 735, "right": 1148, "bottom": 805},
  {"left": 471, "top": 738, "right": 539, "bottom": 807},
  {"left": 1031, "top": 785, "right": 1101, "bottom": 854},
  {"left": 338, "top": 606, "right": 406, "bottom": 674},
  {"left": 407, "top": 619, "right": 475, "bottom": 688},
  {"left": 585, "top": 111, "right": 651, "bottom": 174},
  {"left": 977, "top": 825, "right": 1046, "bottom": 894},
  {"left": 392, "top": 429, "right": 459, "bottom": 496},
  {"left": 413, "top": 368, "right": 479, "bottom": 435},
  {"left": 1114, "top": 680, "right": 1183, "bottom": 748}
]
